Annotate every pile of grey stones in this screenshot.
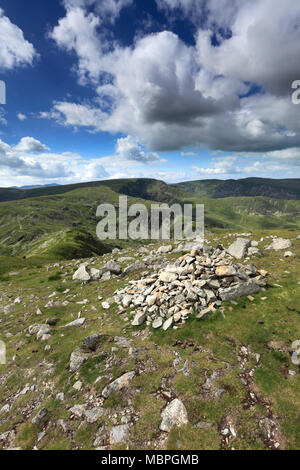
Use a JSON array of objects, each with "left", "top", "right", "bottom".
[{"left": 113, "top": 243, "right": 268, "bottom": 331}]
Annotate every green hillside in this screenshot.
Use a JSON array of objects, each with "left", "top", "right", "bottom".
[
  {"left": 0, "top": 185, "right": 154, "bottom": 262},
  {"left": 0, "top": 179, "right": 299, "bottom": 264}
]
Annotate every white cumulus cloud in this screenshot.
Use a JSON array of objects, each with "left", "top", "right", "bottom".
[
  {"left": 17, "top": 113, "right": 27, "bottom": 121},
  {"left": 0, "top": 8, "right": 37, "bottom": 70},
  {"left": 14, "top": 137, "right": 50, "bottom": 153},
  {"left": 41, "top": 0, "right": 300, "bottom": 165}
]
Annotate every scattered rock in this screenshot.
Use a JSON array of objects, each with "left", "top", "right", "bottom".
[
  {"left": 73, "top": 380, "right": 83, "bottom": 391},
  {"left": 152, "top": 317, "right": 163, "bottom": 329},
  {"left": 62, "top": 318, "right": 85, "bottom": 328},
  {"left": 85, "top": 408, "right": 105, "bottom": 424},
  {"left": 157, "top": 245, "right": 173, "bottom": 254},
  {"left": 132, "top": 312, "right": 146, "bottom": 326},
  {"left": 122, "top": 295, "right": 132, "bottom": 308},
  {"left": 162, "top": 317, "right": 173, "bottom": 331},
  {"left": 0, "top": 404, "right": 10, "bottom": 414},
  {"left": 114, "top": 336, "right": 132, "bottom": 348},
  {"left": 104, "top": 260, "right": 122, "bottom": 275},
  {"left": 69, "top": 348, "right": 89, "bottom": 372},
  {"left": 90, "top": 268, "right": 101, "bottom": 280},
  {"left": 160, "top": 399, "right": 188, "bottom": 432},
  {"left": 248, "top": 247, "right": 262, "bottom": 256},
  {"left": 203, "top": 371, "right": 218, "bottom": 390},
  {"left": 110, "top": 424, "right": 130, "bottom": 444},
  {"left": 69, "top": 404, "right": 86, "bottom": 418},
  {"left": 32, "top": 408, "right": 49, "bottom": 426},
  {"left": 123, "top": 262, "right": 146, "bottom": 276},
  {"left": 102, "top": 372, "right": 136, "bottom": 398},
  {"left": 284, "top": 251, "right": 295, "bottom": 257},
  {"left": 82, "top": 334, "right": 104, "bottom": 352},
  {"left": 28, "top": 324, "right": 49, "bottom": 336}
]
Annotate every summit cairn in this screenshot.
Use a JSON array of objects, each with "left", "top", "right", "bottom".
[{"left": 114, "top": 244, "right": 268, "bottom": 330}]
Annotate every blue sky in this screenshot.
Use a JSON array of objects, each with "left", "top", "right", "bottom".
[{"left": 0, "top": 0, "right": 300, "bottom": 187}]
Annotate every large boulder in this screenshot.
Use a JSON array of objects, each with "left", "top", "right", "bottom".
[
  {"left": 82, "top": 334, "right": 103, "bottom": 352},
  {"left": 90, "top": 268, "right": 101, "bottom": 280},
  {"left": 160, "top": 399, "right": 188, "bottom": 432},
  {"left": 227, "top": 238, "right": 251, "bottom": 259},
  {"left": 104, "top": 260, "right": 122, "bottom": 275},
  {"left": 219, "top": 281, "right": 261, "bottom": 301},
  {"left": 73, "top": 265, "right": 91, "bottom": 281},
  {"left": 123, "top": 262, "right": 146, "bottom": 276},
  {"left": 266, "top": 238, "right": 292, "bottom": 251}
]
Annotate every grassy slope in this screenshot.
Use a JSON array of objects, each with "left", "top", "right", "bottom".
[{"left": 0, "top": 229, "right": 299, "bottom": 450}]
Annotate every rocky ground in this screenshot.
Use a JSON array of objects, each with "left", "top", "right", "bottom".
[{"left": 0, "top": 229, "right": 300, "bottom": 450}]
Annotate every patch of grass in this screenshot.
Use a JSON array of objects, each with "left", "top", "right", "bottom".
[
  {"left": 79, "top": 355, "right": 108, "bottom": 384},
  {"left": 14, "top": 422, "right": 39, "bottom": 450},
  {"left": 103, "top": 391, "right": 127, "bottom": 409},
  {"left": 130, "top": 394, "right": 164, "bottom": 449},
  {"left": 48, "top": 272, "right": 62, "bottom": 281},
  {"left": 75, "top": 424, "right": 96, "bottom": 450},
  {"left": 167, "top": 423, "right": 220, "bottom": 450}
]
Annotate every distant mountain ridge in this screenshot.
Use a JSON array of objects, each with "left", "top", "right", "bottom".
[
  {"left": 10, "top": 184, "right": 60, "bottom": 190},
  {"left": 0, "top": 177, "right": 300, "bottom": 203},
  {"left": 173, "top": 177, "right": 300, "bottom": 200},
  {"left": 0, "top": 179, "right": 187, "bottom": 203}
]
